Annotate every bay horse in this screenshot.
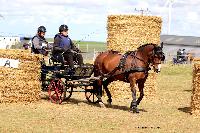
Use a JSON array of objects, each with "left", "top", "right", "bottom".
[{"left": 94, "top": 43, "right": 165, "bottom": 113}]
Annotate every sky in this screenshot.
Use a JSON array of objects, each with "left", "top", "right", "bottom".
[{"left": 0, "top": 0, "right": 199, "bottom": 42}]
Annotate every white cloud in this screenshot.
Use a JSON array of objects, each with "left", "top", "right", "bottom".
[
  {"left": 186, "top": 11, "right": 199, "bottom": 22},
  {"left": 0, "top": 0, "right": 200, "bottom": 41}
]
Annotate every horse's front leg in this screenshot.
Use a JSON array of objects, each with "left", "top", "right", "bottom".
[{"left": 130, "top": 79, "right": 139, "bottom": 113}]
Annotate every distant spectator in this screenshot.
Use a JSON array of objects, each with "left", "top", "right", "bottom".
[
  {"left": 177, "top": 49, "right": 181, "bottom": 60},
  {"left": 23, "top": 43, "right": 29, "bottom": 50},
  {"left": 182, "top": 49, "right": 187, "bottom": 61},
  {"left": 182, "top": 49, "right": 186, "bottom": 55}
]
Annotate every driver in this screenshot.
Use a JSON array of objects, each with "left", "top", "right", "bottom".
[{"left": 52, "top": 24, "right": 83, "bottom": 70}]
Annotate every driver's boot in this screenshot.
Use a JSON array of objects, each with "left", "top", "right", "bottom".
[{"left": 69, "top": 68, "right": 75, "bottom": 76}]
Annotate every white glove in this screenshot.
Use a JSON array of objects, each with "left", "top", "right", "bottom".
[{"left": 42, "top": 43, "right": 47, "bottom": 47}]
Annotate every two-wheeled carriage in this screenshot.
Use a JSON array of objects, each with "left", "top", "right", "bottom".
[{"left": 41, "top": 56, "right": 102, "bottom": 104}]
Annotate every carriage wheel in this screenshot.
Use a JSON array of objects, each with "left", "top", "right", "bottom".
[
  {"left": 48, "top": 78, "right": 65, "bottom": 104},
  {"left": 48, "top": 58, "right": 52, "bottom": 66},
  {"left": 85, "top": 86, "right": 99, "bottom": 103},
  {"left": 42, "top": 81, "right": 49, "bottom": 91},
  {"left": 62, "top": 86, "right": 73, "bottom": 101}
]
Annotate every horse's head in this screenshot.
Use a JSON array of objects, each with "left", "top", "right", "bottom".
[{"left": 149, "top": 43, "right": 165, "bottom": 73}]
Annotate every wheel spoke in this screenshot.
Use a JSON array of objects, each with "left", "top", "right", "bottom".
[
  {"left": 48, "top": 79, "right": 65, "bottom": 104},
  {"left": 85, "top": 88, "right": 98, "bottom": 103},
  {"left": 87, "top": 93, "right": 92, "bottom": 99}
]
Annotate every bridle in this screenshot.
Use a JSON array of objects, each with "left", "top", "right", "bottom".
[{"left": 148, "top": 46, "right": 165, "bottom": 72}]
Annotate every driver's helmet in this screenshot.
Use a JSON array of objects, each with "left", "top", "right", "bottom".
[
  {"left": 38, "top": 26, "right": 46, "bottom": 33},
  {"left": 59, "top": 24, "right": 68, "bottom": 32}
]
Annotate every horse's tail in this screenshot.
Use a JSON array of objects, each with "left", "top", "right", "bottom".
[
  {"left": 94, "top": 50, "right": 121, "bottom": 79},
  {"left": 94, "top": 62, "right": 107, "bottom": 78},
  {"left": 95, "top": 62, "right": 120, "bottom": 79}
]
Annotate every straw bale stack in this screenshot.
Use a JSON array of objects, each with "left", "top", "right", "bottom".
[
  {"left": 191, "top": 62, "right": 200, "bottom": 116},
  {"left": 107, "top": 15, "right": 162, "bottom": 53},
  {"left": 107, "top": 81, "right": 130, "bottom": 99},
  {"left": 106, "top": 72, "right": 157, "bottom": 99},
  {"left": 192, "top": 58, "right": 200, "bottom": 63},
  {"left": 0, "top": 49, "right": 42, "bottom": 103},
  {"left": 144, "top": 72, "right": 157, "bottom": 98},
  {"left": 106, "top": 15, "right": 161, "bottom": 99}
]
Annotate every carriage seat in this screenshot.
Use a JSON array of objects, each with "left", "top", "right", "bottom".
[
  {"left": 50, "top": 54, "right": 67, "bottom": 65},
  {"left": 50, "top": 53, "right": 78, "bottom": 66}
]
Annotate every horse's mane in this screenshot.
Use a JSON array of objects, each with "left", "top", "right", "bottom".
[
  {"left": 108, "top": 50, "right": 137, "bottom": 56},
  {"left": 137, "top": 43, "right": 157, "bottom": 49},
  {"left": 108, "top": 50, "right": 120, "bottom": 54},
  {"left": 106, "top": 44, "right": 157, "bottom": 55}
]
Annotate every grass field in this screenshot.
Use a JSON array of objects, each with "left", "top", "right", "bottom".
[
  {"left": 0, "top": 64, "right": 200, "bottom": 133},
  {"left": 46, "top": 39, "right": 106, "bottom": 53},
  {"left": 74, "top": 41, "right": 106, "bottom": 60},
  {"left": 74, "top": 41, "right": 106, "bottom": 53}
]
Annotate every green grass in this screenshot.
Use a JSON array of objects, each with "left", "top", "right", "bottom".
[
  {"left": 161, "top": 64, "right": 192, "bottom": 76},
  {"left": 1, "top": 64, "right": 200, "bottom": 133},
  {"left": 46, "top": 39, "right": 106, "bottom": 53},
  {"left": 74, "top": 41, "right": 106, "bottom": 52}
]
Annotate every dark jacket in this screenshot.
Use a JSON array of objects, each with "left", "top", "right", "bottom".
[
  {"left": 53, "top": 33, "right": 79, "bottom": 54},
  {"left": 31, "top": 34, "right": 47, "bottom": 54}
]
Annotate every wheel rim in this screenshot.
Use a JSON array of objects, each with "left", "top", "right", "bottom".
[
  {"left": 85, "top": 86, "right": 98, "bottom": 103},
  {"left": 48, "top": 79, "right": 64, "bottom": 104},
  {"left": 63, "top": 86, "right": 73, "bottom": 101}
]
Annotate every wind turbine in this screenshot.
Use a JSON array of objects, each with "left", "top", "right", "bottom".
[
  {"left": 0, "top": 14, "right": 4, "bottom": 19},
  {"left": 135, "top": 8, "right": 150, "bottom": 16},
  {"left": 163, "top": 0, "right": 175, "bottom": 34}
]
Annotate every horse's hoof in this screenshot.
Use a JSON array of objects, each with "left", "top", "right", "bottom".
[
  {"left": 107, "top": 99, "right": 112, "bottom": 106},
  {"left": 99, "top": 102, "right": 106, "bottom": 108},
  {"left": 107, "top": 102, "right": 112, "bottom": 107},
  {"left": 130, "top": 108, "right": 139, "bottom": 113}
]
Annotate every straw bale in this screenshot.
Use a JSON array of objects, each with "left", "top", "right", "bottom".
[
  {"left": 144, "top": 72, "right": 157, "bottom": 98},
  {"left": 191, "top": 63, "right": 200, "bottom": 116},
  {"left": 106, "top": 81, "right": 130, "bottom": 99},
  {"left": 107, "top": 15, "right": 162, "bottom": 53},
  {"left": 193, "top": 58, "right": 200, "bottom": 63},
  {"left": 0, "top": 80, "right": 40, "bottom": 103},
  {"left": 106, "top": 72, "right": 157, "bottom": 99},
  {"left": 0, "top": 49, "right": 42, "bottom": 61},
  {"left": 0, "top": 67, "right": 40, "bottom": 81},
  {"left": 0, "top": 49, "right": 42, "bottom": 103}
]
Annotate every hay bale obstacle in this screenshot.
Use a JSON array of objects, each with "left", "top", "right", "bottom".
[
  {"left": 191, "top": 62, "right": 200, "bottom": 116},
  {"left": 107, "top": 15, "right": 162, "bottom": 53},
  {"left": 0, "top": 49, "right": 42, "bottom": 103},
  {"left": 106, "top": 15, "right": 162, "bottom": 99},
  {"left": 106, "top": 71, "right": 157, "bottom": 100}
]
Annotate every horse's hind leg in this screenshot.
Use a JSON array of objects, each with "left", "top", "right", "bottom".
[
  {"left": 93, "top": 79, "right": 105, "bottom": 107},
  {"left": 96, "top": 80, "right": 103, "bottom": 102},
  {"left": 136, "top": 80, "right": 145, "bottom": 105},
  {"left": 103, "top": 79, "right": 112, "bottom": 105}
]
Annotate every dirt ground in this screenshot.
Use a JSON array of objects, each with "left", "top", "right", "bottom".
[{"left": 0, "top": 64, "right": 200, "bottom": 133}]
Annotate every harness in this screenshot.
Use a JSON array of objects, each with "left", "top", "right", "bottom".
[{"left": 100, "top": 51, "right": 151, "bottom": 82}]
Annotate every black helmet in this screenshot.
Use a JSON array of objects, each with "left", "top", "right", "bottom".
[
  {"left": 38, "top": 26, "right": 46, "bottom": 33},
  {"left": 59, "top": 24, "right": 68, "bottom": 32}
]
